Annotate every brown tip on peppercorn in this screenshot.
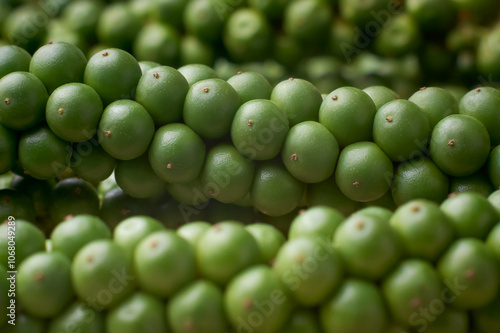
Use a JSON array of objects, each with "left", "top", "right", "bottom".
[
  {"left": 353, "top": 181, "right": 360, "bottom": 188},
  {"left": 385, "top": 116, "right": 393, "bottom": 122},
  {"left": 58, "top": 108, "right": 63, "bottom": 115},
  {"left": 153, "top": 73, "right": 159, "bottom": 79},
  {"left": 203, "top": 87, "right": 209, "bottom": 93},
  {"left": 290, "top": 154, "right": 298, "bottom": 161},
  {"left": 447, "top": 140, "right": 455, "bottom": 146},
  {"left": 166, "top": 163, "right": 172, "bottom": 169},
  {"left": 4, "top": 98, "right": 10, "bottom": 105},
  {"left": 332, "top": 95, "right": 338, "bottom": 101},
  {"left": 102, "top": 51, "right": 109, "bottom": 56},
  {"left": 420, "top": 87, "right": 427, "bottom": 90}
]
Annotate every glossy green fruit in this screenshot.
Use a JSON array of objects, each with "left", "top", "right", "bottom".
[
  {"left": 430, "top": 114, "right": 490, "bottom": 177},
  {"left": 115, "top": 154, "right": 165, "bottom": 199},
  {"left": 106, "top": 292, "right": 166, "bottom": 333},
  {"left": 46, "top": 83, "right": 103, "bottom": 142},
  {"left": 148, "top": 123, "right": 206, "bottom": 184},
  {"left": 320, "top": 278, "right": 388, "bottom": 333},
  {"left": 200, "top": 144, "right": 255, "bottom": 204},
  {"left": 177, "top": 221, "right": 211, "bottom": 248},
  {"left": 183, "top": 78, "right": 240, "bottom": 139},
  {"left": 0, "top": 45, "right": 31, "bottom": 79},
  {"left": 251, "top": 160, "right": 304, "bottom": 216},
  {"left": 373, "top": 99, "right": 430, "bottom": 162},
  {"left": 363, "top": 86, "right": 399, "bottom": 110},
  {"left": 335, "top": 141, "right": 393, "bottom": 202},
  {"left": 0, "top": 219, "right": 45, "bottom": 268},
  {"left": 135, "top": 66, "right": 189, "bottom": 126},
  {"left": 29, "top": 41, "right": 87, "bottom": 93},
  {"left": 0, "top": 71, "right": 48, "bottom": 131},
  {"left": 437, "top": 238, "right": 500, "bottom": 309},
  {"left": 440, "top": 192, "right": 498, "bottom": 239},
  {"left": 459, "top": 87, "right": 500, "bottom": 146},
  {"left": 288, "top": 206, "right": 344, "bottom": 242},
  {"left": 273, "top": 237, "right": 344, "bottom": 306},
  {"left": 224, "top": 265, "right": 292, "bottom": 333},
  {"left": 319, "top": 87, "right": 377, "bottom": 147},
  {"left": 50, "top": 215, "right": 110, "bottom": 260},
  {"left": 281, "top": 121, "right": 339, "bottom": 183},
  {"left": 227, "top": 71, "right": 272, "bottom": 104},
  {"left": 450, "top": 173, "right": 494, "bottom": 197},
  {"left": 390, "top": 199, "right": 454, "bottom": 261},
  {"left": 17, "top": 252, "right": 73, "bottom": 318},
  {"left": 167, "top": 280, "right": 228, "bottom": 333},
  {"left": 245, "top": 223, "right": 285, "bottom": 264},
  {"left": 113, "top": 216, "right": 164, "bottom": 262},
  {"left": 98, "top": 100, "right": 155, "bottom": 160},
  {"left": 18, "top": 126, "right": 70, "bottom": 180},
  {"left": 270, "top": 78, "right": 322, "bottom": 126},
  {"left": 71, "top": 240, "right": 136, "bottom": 309},
  {"left": 382, "top": 259, "right": 442, "bottom": 327},
  {"left": 231, "top": 99, "right": 289, "bottom": 161},
  {"left": 408, "top": 86, "right": 459, "bottom": 129},
  {"left": 134, "top": 230, "right": 196, "bottom": 298},
  {"left": 334, "top": 212, "right": 401, "bottom": 280},
  {"left": 48, "top": 301, "right": 105, "bottom": 333},
  {"left": 196, "top": 221, "right": 260, "bottom": 285},
  {"left": 177, "top": 63, "right": 218, "bottom": 86},
  {"left": 351, "top": 206, "right": 393, "bottom": 223},
  {"left": 84, "top": 48, "right": 142, "bottom": 105},
  {"left": 71, "top": 142, "right": 116, "bottom": 184},
  {"left": 391, "top": 157, "right": 450, "bottom": 205},
  {"left": 306, "top": 177, "right": 361, "bottom": 216}
]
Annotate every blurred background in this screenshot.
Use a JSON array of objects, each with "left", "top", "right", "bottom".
[{"left": 1, "top": 0, "right": 500, "bottom": 99}]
